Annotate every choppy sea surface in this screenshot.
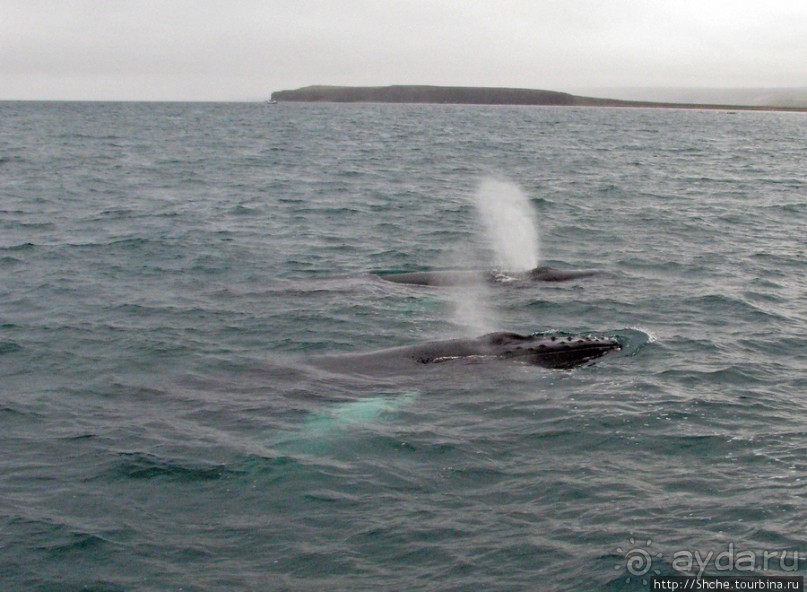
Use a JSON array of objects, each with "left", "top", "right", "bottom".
[{"left": 1, "top": 101, "right": 805, "bottom": 591}]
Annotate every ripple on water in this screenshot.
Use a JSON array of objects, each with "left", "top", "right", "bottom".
[{"left": 1, "top": 102, "right": 806, "bottom": 592}]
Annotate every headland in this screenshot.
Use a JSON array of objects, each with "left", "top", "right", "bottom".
[{"left": 270, "top": 85, "right": 807, "bottom": 112}]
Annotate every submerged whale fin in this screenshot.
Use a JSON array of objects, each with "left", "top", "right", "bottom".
[{"left": 274, "top": 391, "right": 419, "bottom": 456}]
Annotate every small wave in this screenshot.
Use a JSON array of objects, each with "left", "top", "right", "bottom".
[
  {"left": 302, "top": 490, "right": 362, "bottom": 505},
  {"left": 610, "top": 327, "right": 656, "bottom": 357},
  {"left": 0, "top": 255, "right": 22, "bottom": 267},
  {"left": 0, "top": 403, "right": 35, "bottom": 418},
  {"left": 104, "top": 451, "right": 242, "bottom": 482},
  {"left": 7, "top": 513, "right": 129, "bottom": 567},
  {"left": 62, "top": 435, "right": 102, "bottom": 445},
  {"left": 2, "top": 242, "right": 37, "bottom": 251},
  {"left": 0, "top": 155, "right": 25, "bottom": 166},
  {"left": 0, "top": 341, "right": 22, "bottom": 355},
  {"left": 39, "top": 530, "right": 112, "bottom": 554},
  {"left": 3, "top": 220, "right": 55, "bottom": 230},
  {"left": 657, "top": 365, "right": 770, "bottom": 387},
  {"left": 94, "top": 208, "right": 135, "bottom": 219},
  {"left": 75, "top": 237, "right": 151, "bottom": 249},
  {"left": 229, "top": 204, "right": 260, "bottom": 215},
  {"left": 687, "top": 293, "right": 788, "bottom": 322},
  {"left": 760, "top": 202, "right": 805, "bottom": 214},
  {"left": 628, "top": 326, "right": 658, "bottom": 344}
]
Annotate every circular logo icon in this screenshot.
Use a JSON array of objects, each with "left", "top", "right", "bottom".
[{"left": 615, "top": 537, "right": 663, "bottom": 584}]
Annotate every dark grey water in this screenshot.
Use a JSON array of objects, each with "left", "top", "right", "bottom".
[{"left": 1, "top": 101, "right": 805, "bottom": 591}]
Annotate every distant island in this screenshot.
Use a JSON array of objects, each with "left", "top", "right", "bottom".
[{"left": 270, "top": 85, "right": 807, "bottom": 112}]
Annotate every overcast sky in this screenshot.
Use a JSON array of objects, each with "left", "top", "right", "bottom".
[{"left": 2, "top": 0, "right": 806, "bottom": 101}]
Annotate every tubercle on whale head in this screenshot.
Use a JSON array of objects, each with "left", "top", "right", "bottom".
[
  {"left": 497, "top": 334, "right": 622, "bottom": 368},
  {"left": 481, "top": 330, "right": 622, "bottom": 345}
]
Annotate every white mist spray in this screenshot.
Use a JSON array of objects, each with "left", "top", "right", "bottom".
[
  {"left": 447, "top": 177, "right": 542, "bottom": 336},
  {"left": 473, "top": 178, "right": 540, "bottom": 272},
  {"left": 448, "top": 280, "right": 495, "bottom": 336}
]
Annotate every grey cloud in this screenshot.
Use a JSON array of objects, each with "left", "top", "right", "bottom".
[{"left": 1, "top": 0, "right": 805, "bottom": 100}]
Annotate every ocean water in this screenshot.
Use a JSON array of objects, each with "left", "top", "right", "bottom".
[{"left": 1, "top": 101, "right": 805, "bottom": 591}]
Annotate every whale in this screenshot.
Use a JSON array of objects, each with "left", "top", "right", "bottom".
[
  {"left": 376, "top": 266, "right": 601, "bottom": 287},
  {"left": 314, "top": 331, "right": 622, "bottom": 373}
]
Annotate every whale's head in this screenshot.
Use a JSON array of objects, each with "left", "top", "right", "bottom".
[{"left": 481, "top": 331, "right": 622, "bottom": 369}]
